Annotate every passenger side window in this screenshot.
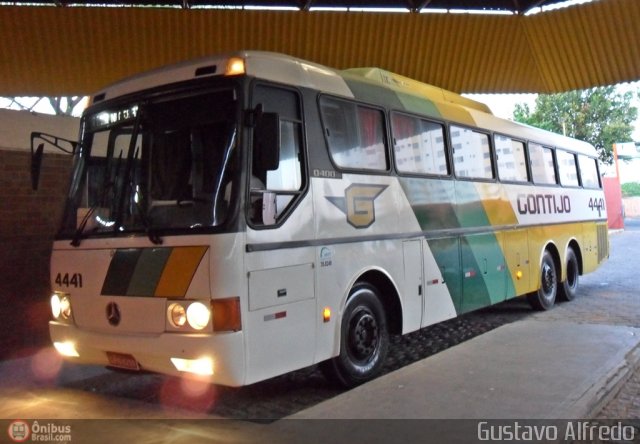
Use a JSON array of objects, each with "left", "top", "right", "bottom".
[
  {"left": 529, "top": 143, "right": 558, "bottom": 185},
  {"left": 578, "top": 155, "right": 601, "bottom": 189},
  {"left": 250, "top": 85, "right": 305, "bottom": 226},
  {"left": 319, "top": 96, "right": 388, "bottom": 171},
  {"left": 391, "top": 112, "right": 448, "bottom": 176},
  {"left": 450, "top": 125, "right": 493, "bottom": 180},
  {"left": 557, "top": 149, "right": 579, "bottom": 187},
  {"left": 495, "top": 135, "right": 528, "bottom": 182}
]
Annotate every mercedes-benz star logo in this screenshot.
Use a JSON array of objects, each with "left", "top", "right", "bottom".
[{"left": 106, "top": 302, "right": 121, "bottom": 326}]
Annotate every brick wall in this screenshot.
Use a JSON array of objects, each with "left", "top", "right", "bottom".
[{"left": 0, "top": 110, "right": 78, "bottom": 358}]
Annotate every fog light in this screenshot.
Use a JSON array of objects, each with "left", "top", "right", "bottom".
[
  {"left": 187, "top": 302, "right": 211, "bottom": 330},
  {"left": 53, "top": 341, "right": 79, "bottom": 357},
  {"left": 171, "top": 357, "right": 214, "bottom": 376},
  {"left": 168, "top": 303, "right": 187, "bottom": 328},
  {"left": 51, "top": 294, "right": 62, "bottom": 319}
]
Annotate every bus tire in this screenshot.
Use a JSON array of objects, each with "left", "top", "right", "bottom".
[
  {"left": 558, "top": 247, "right": 579, "bottom": 302},
  {"left": 320, "top": 284, "right": 389, "bottom": 388},
  {"left": 527, "top": 250, "right": 557, "bottom": 311}
]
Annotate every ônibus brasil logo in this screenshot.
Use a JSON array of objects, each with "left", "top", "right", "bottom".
[{"left": 7, "top": 420, "right": 30, "bottom": 443}]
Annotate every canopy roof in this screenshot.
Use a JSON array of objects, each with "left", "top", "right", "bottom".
[
  {"left": 0, "top": 0, "right": 638, "bottom": 95},
  {"left": 5, "top": 0, "right": 568, "bottom": 13}
]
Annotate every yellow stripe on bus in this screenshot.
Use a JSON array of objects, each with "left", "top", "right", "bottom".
[{"left": 154, "top": 246, "right": 208, "bottom": 298}]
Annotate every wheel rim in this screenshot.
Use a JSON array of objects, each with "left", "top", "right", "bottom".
[
  {"left": 347, "top": 308, "right": 380, "bottom": 363},
  {"left": 541, "top": 261, "right": 556, "bottom": 300}
]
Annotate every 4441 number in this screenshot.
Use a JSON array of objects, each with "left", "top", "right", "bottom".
[{"left": 55, "top": 273, "right": 83, "bottom": 288}]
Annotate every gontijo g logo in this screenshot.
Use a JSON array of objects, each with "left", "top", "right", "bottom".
[{"left": 326, "top": 184, "right": 388, "bottom": 229}]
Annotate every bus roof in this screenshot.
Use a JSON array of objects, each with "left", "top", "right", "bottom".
[{"left": 91, "top": 50, "right": 598, "bottom": 158}]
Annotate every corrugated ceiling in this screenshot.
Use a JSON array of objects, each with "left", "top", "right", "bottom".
[{"left": 0, "top": 0, "right": 638, "bottom": 95}]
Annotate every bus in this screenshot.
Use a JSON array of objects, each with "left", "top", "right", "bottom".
[{"left": 34, "top": 51, "right": 608, "bottom": 388}]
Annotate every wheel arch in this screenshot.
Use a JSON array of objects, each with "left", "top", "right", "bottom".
[
  {"left": 542, "top": 241, "right": 562, "bottom": 284},
  {"left": 352, "top": 268, "right": 403, "bottom": 335},
  {"left": 566, "top": 238, "right": 583, "bottom": 276}
]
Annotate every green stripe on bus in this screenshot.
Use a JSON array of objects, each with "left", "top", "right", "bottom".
[
  {"left": 455, "top": 181, "right": 493, "bottom": 228},
  {"left": 101, "top": 249, "right": 143, "bottom": 296},
  {"left": 126, "top": 248, "right": 172, "bottom": 296},
  {"left": 396, "top": 91, "right": 442, "bottom": 119},
  {"left": 399, "top": 178, "right": 459, "bottom": 231}
]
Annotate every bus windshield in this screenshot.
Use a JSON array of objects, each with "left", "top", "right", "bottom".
[{"left": 61, "top": 87, "right": 240, "bottom": 242}]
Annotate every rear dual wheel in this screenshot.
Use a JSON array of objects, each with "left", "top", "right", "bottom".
[
  {"left": 527, "top": 250, "right": 558, "bottom": 311},
  {"left": 527, "top": 247, "right": 580, "bottom": 310},
  {"left": 558, "top": 248, "right": 579, "bottom": 301}
]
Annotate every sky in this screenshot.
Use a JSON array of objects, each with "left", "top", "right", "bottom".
[{"left": 465, "top": 81, "right": 640, "bottom": 141}]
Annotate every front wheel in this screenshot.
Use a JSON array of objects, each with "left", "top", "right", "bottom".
[
  {"left": 320, "top": 284, "right": 389, "bottom": 388},
  {"left": 558, "top": 248, "right": 579, "bottom": 301},
  {"left": 527, "top": 250, "right": 558, "bottom": 311}
]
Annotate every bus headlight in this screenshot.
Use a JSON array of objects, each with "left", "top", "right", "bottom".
[
  {"left": 186, "top": 302, "right": 211, "bottom": 330},
  {"left": 51, "top": 294, "right": 61, "bottom": 319},
  {"left": 168, "top": 303, "right": 187, "bottom": 328},
  {"left": 51, "top": 293, "right": 72, "bottom": 320}
]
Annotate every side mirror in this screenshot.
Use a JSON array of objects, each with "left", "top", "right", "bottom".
[
  {"left": 30, "top": 132, "right": 78, "bottom": 191},
  {"left": 253, "top": 112, "right": 280, "bottom": 171},
  {"left": 31, "top": 143, "right": 44, "bottom": 190}
]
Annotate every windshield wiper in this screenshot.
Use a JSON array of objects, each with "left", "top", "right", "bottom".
[
  {"left": 129, "top": 146, "right": 162, "bottom": 245},
  {"left": 114, "top": 110, "right": 143, "bottom": 230},
  {"left": 71, "top": 150, "right": 123, "bottom": 247}
]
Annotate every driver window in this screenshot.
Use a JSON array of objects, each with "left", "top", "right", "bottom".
[{"left": 250, "top": 85, "right": 305, "bottom": 226}]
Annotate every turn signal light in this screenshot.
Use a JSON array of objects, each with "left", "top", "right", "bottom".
[
  {"left": 323, "top": 307, "right": 331, "bottom": 323},
  {"left": 212, "top": 297, "right": 241, "bottom": 332}
]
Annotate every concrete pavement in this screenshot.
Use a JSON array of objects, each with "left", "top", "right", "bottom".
[{"left": 291, "top": 320, "right": 640, "bottom": 420}]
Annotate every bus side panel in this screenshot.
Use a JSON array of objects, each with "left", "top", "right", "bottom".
[
  {"left": 502, "top": 229, "right": 532, "bottom": 298},
  {"left": 422, "top": 237, "right": 458, "bottom": 327},
  {"left": 245, "top": 189, "right": 318, "bottom": 385},
  {"left": 460, "top": 232, "right": 507, "bottom": 313},
  {"left": 427, "top": 237, "right": 462, "bottom": 314},
  {"left": 244, "top": 248, "right": 317, "bottom": 385},
  {"left": 582, "top": 222, "right": 607, "bottom": 274}
]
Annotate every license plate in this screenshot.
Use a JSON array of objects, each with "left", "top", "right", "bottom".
[{"left": 106, "top": 352, "right": 140, "bottom": 371}]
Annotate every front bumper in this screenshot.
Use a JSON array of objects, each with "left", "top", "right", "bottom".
[{"left": 50, "top": 321, "right": 246, "bottom": 387}]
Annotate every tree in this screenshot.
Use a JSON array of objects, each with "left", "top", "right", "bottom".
[
  {"left": 622, "top": 182, "right": 640, "bottom": 197},
  {"left": 1, "top": 96, "right": 85, "bottom": 116},
  {"left": 513, "top": 86, "right": 638, "bottom": 164}
]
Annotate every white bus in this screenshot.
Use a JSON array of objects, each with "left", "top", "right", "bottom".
[{"left": 35, "top": 51, "right": 608, "bottom": 387}]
